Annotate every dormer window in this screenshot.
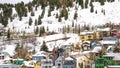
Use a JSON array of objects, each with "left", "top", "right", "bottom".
[{"left": 88, "top": 35, "right": 91, "bottom": 39}]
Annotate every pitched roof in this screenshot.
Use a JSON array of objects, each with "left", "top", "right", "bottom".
[
  {"left": 104, "top": 53, "right": 120, "bottom": 61},
  {"left": 96, "top": 27, "right": 110, "bottom": 31},
  {"left": 80, "top": 31, "right": 94, "bottom": 35},
  {"left": 65, "top": 57, "right": 74, "bottom": 60},
  {"left": 92, "top": 46, "right": 102, "bottom": 53}
]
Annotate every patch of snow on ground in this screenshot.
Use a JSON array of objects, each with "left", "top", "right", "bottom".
[{"left": 2, "top": 44, "right": 16, "bottom": 56}]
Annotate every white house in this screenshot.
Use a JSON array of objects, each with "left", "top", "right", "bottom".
[
  {"left": 41, "top": 58, "right": 53, "bottom": 68},
  {"left": 55, "top": 56, "right": 64, "bottom": 68}
]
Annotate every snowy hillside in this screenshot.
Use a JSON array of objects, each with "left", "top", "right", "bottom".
[
  {"left": 3, "top": 0, "right": 120, "bottom": 33},
  {"left": 0, "top": 0, "right": 120, "bottom": 63}
]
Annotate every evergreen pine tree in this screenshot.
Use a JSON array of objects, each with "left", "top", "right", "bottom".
[
  {"left": 39, "top": 26, "right": 45, "bottom": 36},
  {"left": 29, "top": 17, "right": 32, "bottom": 26},
  {"left": 95, "top": 10, "right": 97, "bottom": 14},
  {"left": 31, "top": 11, "right": 35, "bottom": 16},
  {"left": 40, "top": 41, "right": 48, "bottom": 52},
  {"left": 64, "top": 11, "right": 68, "bottom": 20},
  {"left": 47, "top": 26, "right": 49, "bottom": 32},
  {"left": 99, "top": 0, "right": 105, "bottom": 5},
  {"left": 24, "top": 8, "right": 27, "bottom": 17},
  {"left": 75, "top": 24, "right": 78, "bottom": 33},
  {"left": 0, "top": 13, "right": 2, "bottom": 23},
  {"left": 38, "top": 15, "right": 42, "bottom": 25},
  {"left": 64, "top": 8, "right": 68, "bottom": 20},
  {"left": 58, "top": 16, "right": 62, "bottom": 22},
  {"left": 56, "top": 13, "right": 58, "bottom": 18},
  {"left": 27, "top": 2, "right": 33, "bottom": 12},
  {"left": 35, "top": 6, "right": 37, "bottom": 11},
  {"left": 85, "top": 0, "right": 89, "bottom": 8},
  {"left": 101, "top": 9, "right": 104, "bottom": 13},
  {"left": 72, "top": 21, "right": 74, "bottom": 27},
  {"left": 67, "top": 25, "right": 70, "bottom": 33},
  {"left": 90, "top": 3, "right": 94, "bottom": 13},
  {"left": 79, "top": 0, "right": 84, "bottom": 9},
  {"left": 62, "top": 26, "right": 65, "bottom": 34},
  {"left": 35, "top": 19, "right": 38, "bottom": 26},
  {"left": 2, "top": 16, "right": 8, "bottom": 27},
  {"left": 103, "top": 10, "right": 105, "bottom": 15},
  {"left": 15, "top": 43, "right": 20, "bottom": 52},
  {"left": 48, "top": 9, "right": 51, "bottom": 17},
  {"left": 39, "top": 27, "right": 41, "bottom": 36},
  {"left": 7, "top": 28, "right": 10, "bottom": 40},
  {"left": 35, "top": 26, "right": 39, "bottom": 35},
  {"left": 10, "top": 17, "right": 13, "bottom": 22},
  {"left": 74, "top": 11, "right": 78, "bottom": 20},
  {"left": 60, "top": 6, "right": 68, "bottom": 20},
  {"left": 78, "top": 24, "right": 81, "bottom": 35},
  {"left": 41, "top": 8, "right": 45, "bottom": 18}
]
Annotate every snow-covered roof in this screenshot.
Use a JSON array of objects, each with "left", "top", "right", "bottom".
[
  {"left": 70, "top": 52, "right": 81, "bottom": 56},
  {"left": 37, "top": 33, "right": 72, "bottom": 42},
  {"left": 107, "top": 65, "right": 120, "bottom": 68},
  {"left": 36, "top": 33, "right": 79, "bottom": 52},
  {"left": 32, "top": 51, "right": 47, "bottom": 57},
  {"left": 4, "top": 57, "right": 12, "bottom": 61},
  {"left": 100, "top": 40, "right": 116, "bottom": 45},
  {"left": 83, "top": 41, "right": 91, "bottom": 44},
  {"left": 80, "top": 31, "right": 94, "bottom": 35},
  {"left": 103, "top": 37, "right": 118, "bottom": 41},
  {"left": 62, "top": 34, "right": 79, "bottom": 45},
  {"left": 104, "top": 53, "right": 120, "bottom": 61},
  {"left": 76, "top": 56, "right": 83, "bottom": 61},
  {"left": 107, "top": 46, "right": 113, "bottom": 51},
  {"left": 96, "top": 28, "right": 110, "bottom": 32},
  {"left": 24, "top": 61, "right": 36, "bottom": 67},
  {"left": 82, "top": 51, "right": 91, "bottom": 54},
  {"left": 92, "top": 46, "right": 102, "bottom": 53},
  {"left": 55, "top": 56, "right": 64, "bottom": 61},
  {"left": 2, "top": 44, "right": 16, "bottom": 56},
  {"left": 65, "top": 57, "right": 74, "bottom": 60}
]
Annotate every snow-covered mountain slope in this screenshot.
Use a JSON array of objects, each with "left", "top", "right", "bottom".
[
  {"left": 0, "top": 0, "right": 33, "bottom": 4},
  {"left": 5, "top": 0, "right": 120, "bottom": 33}
]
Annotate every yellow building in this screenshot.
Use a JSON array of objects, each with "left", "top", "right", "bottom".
[
  {"left": 76, "top": 54, "right": 91, "bottom": 68},
  {"left": 34, "top": 61, "right": 41, "bottom": 68},
  {"left": 95, "top": 28, "right": 111, "bottom": 40},
  {"left": 80, "top": 31, "right": 95, "bottom": 41}
]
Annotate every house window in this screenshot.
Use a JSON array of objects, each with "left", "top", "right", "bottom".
[
  {"left": 63, "top": 67, "right": 67, "bottom": 68},
  {"left": 59, "top": 60, "right": 61, "bottom": 62},
  {"left": 79, "top": 63, "right": 83, "bottom": 68},
  {"left": 88, "top": 35, "right": 91, "bottom": 39},
  {"left": 82, "top": 36, "right": 84, "bottom": 39},
  {"left": 49, "top": 66, "right": 52, "bottom": 68},
  {"left": 45, "top": 66, "right": 48, "bottom": 68},
  {"left": 88, "top": 35, "right": 92, "bottom": 40},
  {"left": 107, "top": 57, "right": 113, "bottom": 60},
  {"left": 58, "top": 63, "right": 61, "bottom": 66},
  {"left": 96, "top": 53, "right": 99, "bottom": 56},
  {"left": 103, "top": 32, "right": 107, "bottom": 36},
  {"left": 84, "top": 46, "right": 87, "bottom": 50}
]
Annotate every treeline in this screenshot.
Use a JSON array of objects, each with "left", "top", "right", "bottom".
[
  {"left": 0, "top": 0, "right": 115, "bottom": 27},
  {"left": 0, "top": 4, "right": 13, "bottom": 27}
]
